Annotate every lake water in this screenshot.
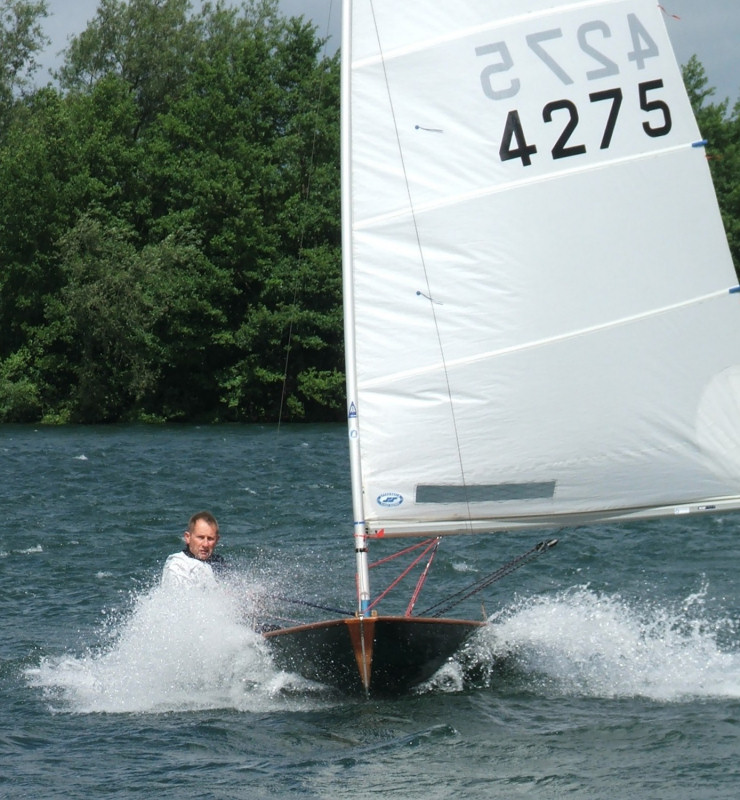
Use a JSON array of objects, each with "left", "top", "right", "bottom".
[{"left": 2, "top": 424, "right": 740, "bottom": 798}]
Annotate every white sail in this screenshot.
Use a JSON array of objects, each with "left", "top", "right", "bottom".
[{"left": 342, "top": 0, "right": 740, "bottom": 537}]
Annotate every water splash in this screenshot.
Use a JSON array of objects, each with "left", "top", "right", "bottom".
[
  {"left": 29, "top": 576, "right": 740, "bottom": 706},
  {"left": 26, "top": 576, "right": 328, "bottom": 714},
  {"left": 457, "top": 585, "right": 740, "bottom": 701}
]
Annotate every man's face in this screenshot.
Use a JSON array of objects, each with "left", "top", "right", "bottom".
[{"left": 184, "top": 518, "right": 219, "bottom": 560}]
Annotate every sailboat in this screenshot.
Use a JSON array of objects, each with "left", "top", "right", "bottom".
[{"left": 264, "top": 0, "right": 740, "bottom": 695}]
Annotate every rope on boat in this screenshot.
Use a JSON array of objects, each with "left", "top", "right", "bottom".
[
  {"left": 366, "top": 538, "right": 439, "bottom": 613},
  {"left": 261, "top": 538, "right": 556, "bottom": 622},
  {"left": 418, "top": 538, "right": 559, "bottom": 618},
  {"left": 264, "top": 593, "right": 354, "bottom": 618}
]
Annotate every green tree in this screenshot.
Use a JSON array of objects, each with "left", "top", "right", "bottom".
[
  {"left": 0, "top": 0, "right": 48, "bottom": 128},
  {"left": 42, "top": 214, "right": 159, "bottom": 422},
  {"left": 683, "top": 55, "right": 740, "bottom": 271},
  {"left": 40, "top": 213, "right": 233, "bottom": 422},
  {"left": 0, "top": 345, "right": 42, "bottom": 421},
  {"left": 58, "top": 0, "right": 198, "bottom": 134},
  {"left": 0, "top": 87, "right": 78, "bottom": 357},
  {"left": 0, "top": 0, "right": 343, "bottom": 423},
  {"left": 139, "top": 4, "right": 342, "bottom": 420},
  {"left": 716, "top": 110, "right": 740, "bottom": 268}
]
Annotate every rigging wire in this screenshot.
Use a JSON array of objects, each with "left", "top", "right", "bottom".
[
  {"left": 262, "top": 537, "right": 557, "bottom": 622},
  {"left": 368, "top": 537, "right": 438, "bottom": 569},
  {"left": 368, "top": 1, "right": 475, "bottom": 531},
  {"left": 264, "top": 593, "right": 353, "bottom": 618},
  {"left": 405, "top": 538, "right": 440, "bottom": 616},
  {"left": 419, "top": 538, "right": 559, "bottom": 618},
  {"left": 259, "top": 9, "right": 345, "bottom": 623},
  {"left": 366, "top": 538, "right": 439, "bottom": 613},
  {"left": 276, "top": 0, "right": 337, "bottom": 425}
]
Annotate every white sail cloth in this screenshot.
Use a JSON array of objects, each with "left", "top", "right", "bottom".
[{"left": 342, "top": 0, "right": 740, "bottom": 535}]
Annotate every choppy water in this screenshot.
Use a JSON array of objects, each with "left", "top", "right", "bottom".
[{"left": 3, "top": 424, "right": 740, "bottom": 798}]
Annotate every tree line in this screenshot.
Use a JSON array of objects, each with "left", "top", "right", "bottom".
[
  {"left": 0, "top": 0, "right": 342, "bottom": 423},
  {"left": 0, "top": 1, "right": 738, "bottom": 424}
]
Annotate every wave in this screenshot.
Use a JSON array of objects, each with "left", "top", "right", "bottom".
[
  {"left": 1, "top": 544, "right": 43, "bottom": 558},
  {"left": 435, "top": 584, "right": 740, "bottom": 701},
  {"left": 25, "top": 575, "right": 333, "bottom": 714}
]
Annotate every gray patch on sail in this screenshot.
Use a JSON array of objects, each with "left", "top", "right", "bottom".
[
  {"left": 416, "top": 482, "right": 556, "bottom": 503},
  {"left": 696, "top": 366, "right": 740, "bottom": 482}
]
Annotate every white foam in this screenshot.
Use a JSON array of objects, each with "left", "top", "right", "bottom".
[
  {"left": 26, "top": 576, "right": 328, "bottom": 714},
  {"left": 475, "top": 585, "right": 740, "bottom": 701}
]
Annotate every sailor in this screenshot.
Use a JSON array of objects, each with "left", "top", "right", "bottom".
[{"left": 161, "top": 510, "right": 226, "bottom": 588}]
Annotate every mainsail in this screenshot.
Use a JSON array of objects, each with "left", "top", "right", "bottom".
[{"left": 342, "top": 0, "right": 740, "bottom": 539}]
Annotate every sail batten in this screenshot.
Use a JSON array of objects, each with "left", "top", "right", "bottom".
[
  {"left": 354, "top": 139, "right": 705, "bottom": 231},
  {"left": 353, "top": 0, "right": 630, "bottom": 68},
  {"left": 358, "top": 288, "right": 739, "bottom": 390}
]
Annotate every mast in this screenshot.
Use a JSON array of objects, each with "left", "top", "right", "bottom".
[{"left": 341, "top": 0, "right": 371, "bottom": 615}]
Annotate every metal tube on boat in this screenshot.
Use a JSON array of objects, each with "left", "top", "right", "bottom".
[{"left": 340, "top": 0, "right": 371, "bottom": 616}]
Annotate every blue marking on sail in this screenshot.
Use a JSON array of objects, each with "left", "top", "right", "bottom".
[
  {"left": 730, "top": 287, "right": 740, "bottom": 294},
  {"left": 692, "top": 139, "right": 708, "bottom": 148},
  {"left": 348, "top": 401, "right": 357, "bottom": 418}
]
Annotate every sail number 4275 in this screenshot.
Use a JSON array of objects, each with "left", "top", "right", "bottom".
[
  {"left": 476, "top": 12, "right": 674, "bottom": 166},
  {"left": 497, "top": 81, "right": 670, "bottom": 166}
]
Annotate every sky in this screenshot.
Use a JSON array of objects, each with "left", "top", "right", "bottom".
[{"left": 39, "top": 0, "right": 739, "bottom": 104}]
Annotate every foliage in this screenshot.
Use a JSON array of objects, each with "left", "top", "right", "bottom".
[
  {"left": 0, "top": 0, "right": 47, "bottom": 125},
  {"left": 0, "top": 0, "right": 341, "bottom": 423},
  {"left": 682, "top": 55, "right": 740, "bottom": 272},
  {"left": 0, "top": 3, "right": 739, "bottom": 424}
]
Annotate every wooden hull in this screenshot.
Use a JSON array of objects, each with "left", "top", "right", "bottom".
[{"left": 263, "top": 616, "right": 486, "bottom": 696}]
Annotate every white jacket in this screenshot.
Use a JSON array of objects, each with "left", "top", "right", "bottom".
[{"left": 161, "top": 550, "right": 218, "bottom": 589}]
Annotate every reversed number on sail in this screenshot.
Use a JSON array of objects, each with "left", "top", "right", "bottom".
[{"left": 476, "top": 12, "right": 674, "bottom": 166}]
